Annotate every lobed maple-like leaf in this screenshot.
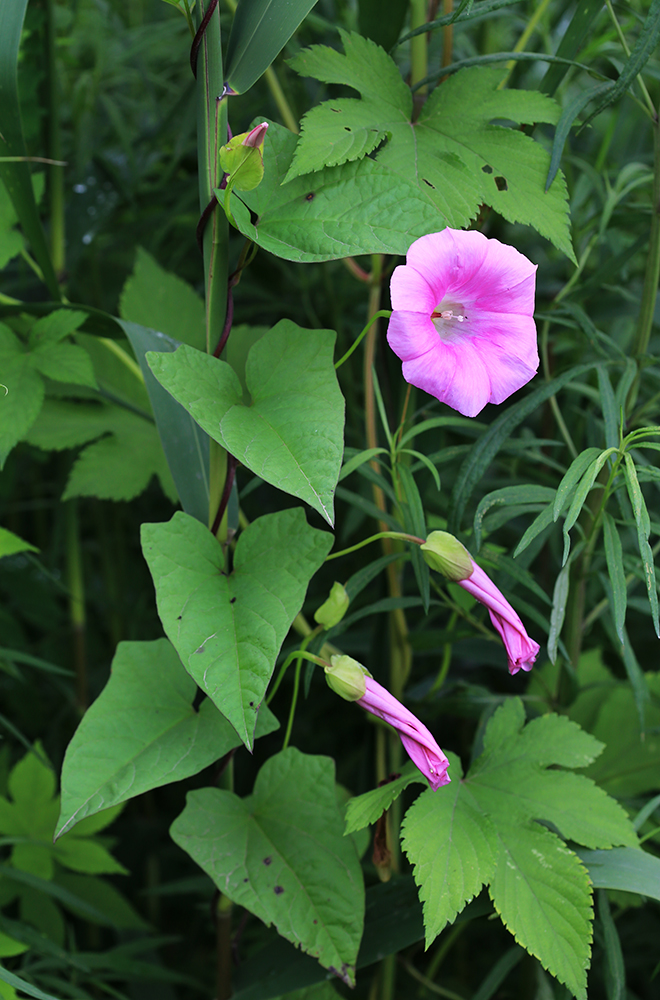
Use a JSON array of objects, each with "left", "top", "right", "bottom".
[
  {"left": 286, "top": 31, "right": 575, "bottom": 261},
  {"left": 402, "top": 699, "right": 637, "bottom": 999}
]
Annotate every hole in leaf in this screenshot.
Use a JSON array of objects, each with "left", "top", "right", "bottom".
[
  {"left": 422, "top": 178, "right": 435, "bottom": 189},
  {"left": 263, "top": 856, "right": 272, "bottom": 866},
  {"left": 495, "top": 176, "right": 508, "bottom": 191},
  {"left": 482, "top": 164, "right": 493, "bottom": 174},
  {"left": 274, "top": 885, "right": 284, "bottom": 895},
  {"left": 331, "top": 107, "right": 341, "bottom": 113},
  {"left": 305, "top": 192, "right": 315, "bottom": 202},
  {"left": 344, "top": 126, "right": 351, "bottom": 131}
]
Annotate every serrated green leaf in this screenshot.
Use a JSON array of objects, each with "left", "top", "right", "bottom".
[
  {"left": 0, "top": 327, "right": 44, "bottom": 468},
  {"left": 623, "top": 454, "right": 659, "bottom": 636},
  {"left": 488, "top": 824, "right": 592, "bottom": 1000},
  {"left": 402, "top": 753, "right": 498, "bottom": 946},
  {"left": 120, "top": 319, "right": 211, "bottom": 524},
  {"left": 230, "top": 121, "right": 439, "bottom": 262},
  {"left": 344, "top": 765, "right": 426, "bottom": 834},
  {"left": 28, "top": 402, "right": 177, "bottom": 504},
  {"left": 141, "top": 509, "right": 332, "bottom": 749},
  {"left": 224, "top": 0, "right": 319, "bottom": 95},
  {"left": 0, "top": 529, "right": 37, "bottom": 559},
  {"left": 474, "top": 485, "right": 556, "bottom": 551},
  {"left": 170, "top": 749, "right": 364, "bottom": 985},
  {"left": 119, "top": 247, "right": 206, "bottom": 352},
  {"left": 28, "top": 310, "right": 88, "bottom": 349},
  {"left": 148, "top": 322, "right": 344, "bottom": 525},
  {"left": 30, "top": 342, "right": 97, "bottom": 388},
  {"left": 287, "top": 34, "right": 573, "bottom": 258},
  {"left": 56, "top": 639, "right": 279, "bottom": 838}
]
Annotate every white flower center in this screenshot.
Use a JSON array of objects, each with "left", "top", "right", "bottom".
[{"left": 431, "top": 300, "right": 468, "bottom": 339}]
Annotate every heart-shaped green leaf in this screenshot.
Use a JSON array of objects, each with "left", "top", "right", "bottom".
[
  {"left": 56, "top": 639, "right": 279, "bottom": 838},
  {"left": 170, "top": 748, "right": 364, "bottom": 985},
  {"left": 148, "top": 320, "right": 344, "bottom": 525},
  {"left": 141, "top": 509, "right": 332, "bottom": 749}
]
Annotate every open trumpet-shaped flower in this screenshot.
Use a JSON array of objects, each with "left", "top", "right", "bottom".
[
  {"left": 325, "top": 656, "right": 450, "bottom": 790},
  {"left": 422, "top": 531, "right": 540, "bottom": 675},
  {"left": 387, "top": 229, "right": 538, "bottom": 417}
]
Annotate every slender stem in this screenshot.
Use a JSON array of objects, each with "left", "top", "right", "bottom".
[
  {"left": 267, "top": 649, "right": 326, "bottom": 706},
  {"left": 335, "top": 310, "right": 391, "bottom": 370},
  {"left": 264, "top": 66, "right": 298, "bottom": 133},
  {"left": 441, "top": 0, "right": 453, "bottom": 71},
  {"left": 410, "top": 0, "right": 429, "bottom": 95},
  {"left": 499, "top": 0, "right": 552, "bottom": 89},
  {"left": 540, "top": 319, "right": 578, "bottom": 459},
  {"left": 326, "top": 531, "right": 424, "bottom": 561}
]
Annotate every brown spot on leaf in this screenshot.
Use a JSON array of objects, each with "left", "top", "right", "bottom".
[
  {"left": 305, "top": 192, "right": 315, "bottom": 202},
  {"left": 274, "top": 885, "right": 284, "bottom": 895}
]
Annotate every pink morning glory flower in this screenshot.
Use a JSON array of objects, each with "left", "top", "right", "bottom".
[
  {"left": 421, "top": 531, "right": 540, "bottom": 675},
  {"left": 387, "top": 228, "right": 538, "bottom": 418},
  {"left": 324, "top": 656, "right": 450, "bottom": 790}
]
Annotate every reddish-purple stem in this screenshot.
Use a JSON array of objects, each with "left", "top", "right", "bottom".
[{"left": 190, "top": 0, "right": 220, "bottom": 78}]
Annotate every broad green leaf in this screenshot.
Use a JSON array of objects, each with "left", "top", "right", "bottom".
[
  {"left": 119, "top": 247, "right": 206, "bottom": 352},
  {"left": 148, "top": 322, "right": 344, "bottom": 525},
  {"left": 344, "top": 764, "right": 426, "bottom": 834},
  {"left": 602, "top": 512, "right": 626, "bottom": 642},
  {"left": 623, "top": 454, "right": 659, "bottom": 636},
  {"left": 287, "top": 35, "right": 574, "bottom": 259},
  {"left": 0, "top": 529, "right": 37, "bottom": 559},
  {"left": 224, "top": 0, "right": 319, "bottom": 95},
  {"left": 575, "top": 847, "right": 660, "bottom": 901},
  {"left": 170, "top": 749, "right": 364, "bottom": 985},
  {"left": 56, "top": 639, "right": 279, "bottom": 838},
  {"left": 26, "top": 400, "right": 176, "bottom": 504},
  {"left": 474, "top": 485, "right": 556, "bottom": 551},
  {"left": 0, "top": 0, "right": 60, "bottom": 299},
  {"left": 402, "top": 754, "right": 498, "bottom": 946},
  {"left": 29, "top": 310, "right": 89, "bottom": 349},
  {"left": 229, "top": 122, "right": 440, "bottom": 262},
  {"left": 120, "top": 319, "right": 210, "bottom": 524},
  {"left": 29, "top": 342, "right": 96, "bottom": 388},
  {"left": 569, "top": 660, "right": 660, "bottom": 798},
  {"left": 141, "top": 509, "right": 332, "bottom": 749},
  {"left": 449, "top": 364, "right": 595, "bottom": 535}
]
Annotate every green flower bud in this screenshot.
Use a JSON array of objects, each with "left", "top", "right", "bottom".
[
  {"left": 421, "top": 531, "right": 474, "bottom": 581},
  {"left": 324, "top": 655, "right": 369, "bottom": 702},
  {"left": 314, "top": 582, "right": 349, "bottom": 629},
  {"left": 219, "top": 123, "right": 268, "bottom": 192}
]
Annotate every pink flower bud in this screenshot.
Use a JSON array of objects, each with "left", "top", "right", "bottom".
[
  {"left": 242, "top": 122, "right": 268, "bottom": 149},
  {"left": 357, "top": 677, "right": 450, "bottom": 791}
]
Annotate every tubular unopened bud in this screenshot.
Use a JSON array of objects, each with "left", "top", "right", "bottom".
[
  {"left": 421, "top": 531, "right": 474, "bottom": 581},
  {"left": 242, "top": 122, "right": 268, "bottom": 149},
  {"left": 324, "top": 655, "right": 369, "bottom": 702},
  {"left": 314, "top": 582, "right": 349, "bottom": 629}
]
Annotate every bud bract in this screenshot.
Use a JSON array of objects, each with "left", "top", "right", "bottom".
[
  {"left": 219, "top": 123, "right": 268, "bottom": 192},
  {"left": 314, "top": 582, "right": 349, "bottom": 629},
  {"left": 421, "top": 531, "right": 474, "bottom": 581},
  {"left": 324, "top": 655, "right": 369, "bottom": 702}
]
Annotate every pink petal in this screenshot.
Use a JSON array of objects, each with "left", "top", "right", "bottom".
[
  {"left": 467, "top": 312, "right": 539, "bottom": 373},
  {"left": 406, "top": 229, "right": 489, "bottom": 302},
  {"left": 401, "top": 339, "right": 492, "bottom": 417},
  {"left": 390, "top": 264, "right": 436, "bottom": 313},
  {"left": 387, "top": 310, "right": 441, "bottom": 361},
  {"left": 459, "top": 563, "right": 540, "bottom": 674},
  {"left": 452, "top": 236, "right": 537, "bottom": 314}
]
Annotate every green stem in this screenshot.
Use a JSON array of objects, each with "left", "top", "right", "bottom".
[
  {"left": 66, "top": 501, "right": 86, "bottom": 712},
  {"left": 605, "top": 0, "right": 656, "bottom": 117},
  {"left": 410, "top": 0, "right": 429, "bottom": 95},
  {"left": 264, "top": 65, "right": 298, "bottom": 133},
  {"left": 327, "top": 531, "right": 424, "bottom": 561},
  {"left": 335, "top": 310, "right": 391, "bottom": 370},
  {"left": 267, "top": 649, "right": 326, "bottom": 706}
]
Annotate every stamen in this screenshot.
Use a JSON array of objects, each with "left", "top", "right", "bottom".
[{"left": 431, "top": 310, "right": 467, "bottom": 322}]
